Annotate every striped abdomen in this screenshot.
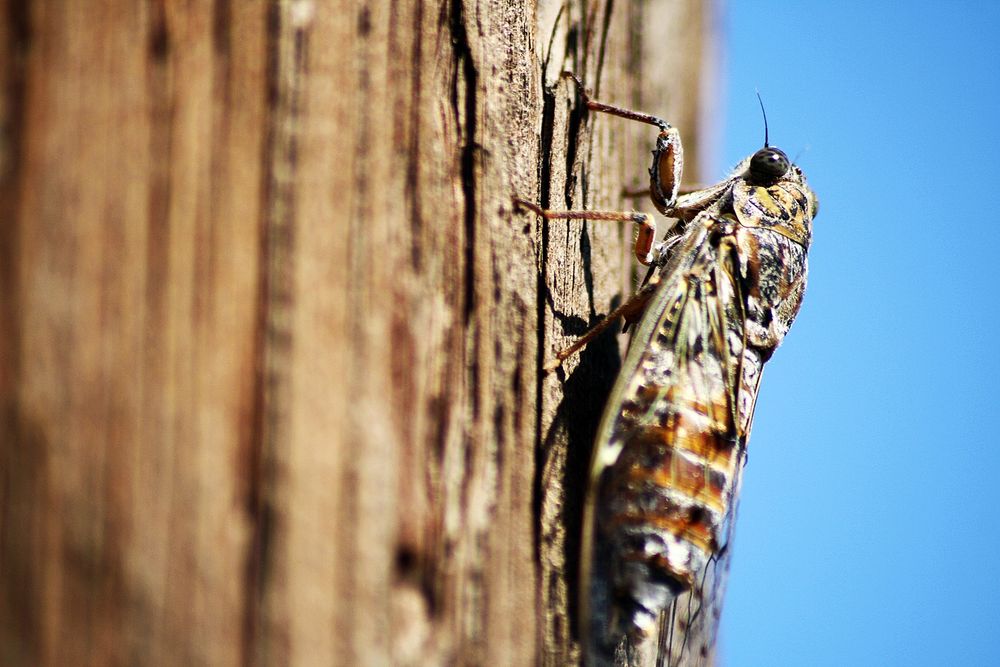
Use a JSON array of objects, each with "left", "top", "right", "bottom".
[{"left": 595, "top": 288, "right": 752, "bottom": 636}]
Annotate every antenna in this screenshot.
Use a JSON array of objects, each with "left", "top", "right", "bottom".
[{"left": 755, "top": 90, "right": 769, "bottom": 148}]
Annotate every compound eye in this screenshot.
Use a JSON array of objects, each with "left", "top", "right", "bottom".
[{"left": 749, "top": 147, "right": 790, "bottom": 183}]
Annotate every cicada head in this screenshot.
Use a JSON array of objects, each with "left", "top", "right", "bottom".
[{"left": 748, "top": 146, "right": 790, "bottom": 185}]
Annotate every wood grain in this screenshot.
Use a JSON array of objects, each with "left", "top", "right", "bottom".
[{"left": 0, "top": 1, "right": 715, "bottom": 665}]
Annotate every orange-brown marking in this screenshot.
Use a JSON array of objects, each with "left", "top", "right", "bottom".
[{"left": 610, "top": 510, "right": 716, "bottom": 554}]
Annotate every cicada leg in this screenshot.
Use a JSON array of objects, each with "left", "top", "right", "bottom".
[
  {"left": 512, "top": 198, "right": 657, "bottom": 265},
  {"left": 541, "top": 279, "right": 659, "bottom": 372},
  {"left": 515, "top": 75, "right": 692, "bottom": 371},
  {"left": 512, "top": 197, "right": 668, "bottom": 371},
  {"left": 561, "top": 71, "right": 683, "bottom": 215}
]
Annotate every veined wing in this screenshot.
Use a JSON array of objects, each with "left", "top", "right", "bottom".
[{"left": 582, "top": 212, "right": 751, "bottom": 657}]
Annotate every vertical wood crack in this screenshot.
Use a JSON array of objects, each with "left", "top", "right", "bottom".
[{"left": 243, "top": 2, "right": 309, "bottom": 663}]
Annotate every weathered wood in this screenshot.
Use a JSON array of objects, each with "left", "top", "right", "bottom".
[{"left": 0, "top": 1, "right": 714, "bottom": 665}]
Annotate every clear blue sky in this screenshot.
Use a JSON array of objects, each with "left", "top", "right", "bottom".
[{"left": 717, "top": 2, "right": 1000, "bottom": 665}]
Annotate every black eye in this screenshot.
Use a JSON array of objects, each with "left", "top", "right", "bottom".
[{"left": 749, "top": 147, "right": 790, "bottom": 183}]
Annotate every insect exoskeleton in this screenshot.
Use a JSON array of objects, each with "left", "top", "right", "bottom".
[{"left": 516, "top": 78, "right": 817, "bottom": 665}]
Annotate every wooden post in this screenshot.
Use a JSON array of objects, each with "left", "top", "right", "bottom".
[{"left": 0, "top": 1, "right": 715, "bottom": 665}]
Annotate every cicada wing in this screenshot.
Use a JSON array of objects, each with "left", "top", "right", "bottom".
[{"left": 582, "top": 219, "right": 750, "bottom": 664}]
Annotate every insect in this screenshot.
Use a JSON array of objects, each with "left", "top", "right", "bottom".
[{"left": 516, "top": 79, "right": 818, "bottom": 665}]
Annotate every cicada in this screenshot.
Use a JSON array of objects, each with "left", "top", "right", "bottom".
[{"left": 518, "top": 83, "right": 817, "bottom": 665}]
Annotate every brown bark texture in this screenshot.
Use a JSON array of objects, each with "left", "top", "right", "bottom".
[{"left": 0, "top": 1, "right": 716, "bottom": 665}]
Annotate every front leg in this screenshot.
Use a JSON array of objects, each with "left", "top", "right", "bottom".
[{"left": 562, "top": 72, "right": 685, "bottom": 216}]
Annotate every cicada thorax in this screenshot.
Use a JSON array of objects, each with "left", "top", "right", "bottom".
[
  {"left": 731, "top": 178, "right": 813, "bottom": 353},
  {"left": 733, "top": 180, "right": 813, "bottom": 247}
]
